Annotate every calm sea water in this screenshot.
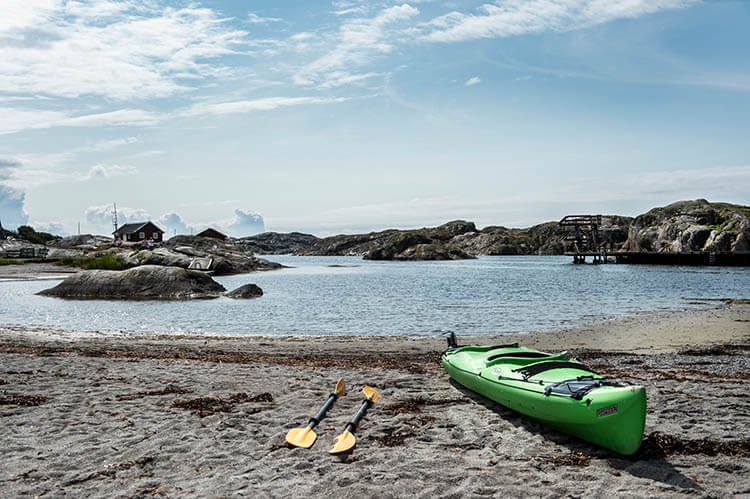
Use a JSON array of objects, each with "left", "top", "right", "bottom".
[{"left": 1, "top": 256, "right": 748, "bottom": 337}]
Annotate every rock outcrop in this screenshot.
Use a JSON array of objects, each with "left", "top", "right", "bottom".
[
  {"left": 621, "top": 199, "right": 750, "bottom": 254},
  {"left": 156, "top": 235, "right": 283, "bottom": 274},
  {"left": 226, "top": 284, "right": 263, "bottom": 299},
  {"left": 37, "top": 265, "right": 226, "bottom": 300},
  {"left": 296, "top": 218, "right": 631, "bottom": 259},
  {"left": 298, "top": 221, "right": 477, "bottom": 260},
  {"left": 49, "top": 235, "right": 112, "bottom": 251},
  {"left": 239, "top": 232, "right": 319, "bottom": 254}
]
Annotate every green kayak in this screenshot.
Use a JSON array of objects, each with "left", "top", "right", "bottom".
[{"left": 441, "top": 339, "right": 646, "bottom": 455}]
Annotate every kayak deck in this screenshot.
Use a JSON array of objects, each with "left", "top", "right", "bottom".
[{"left": 442, "top": 343, "right": 646, "bottom": 455}]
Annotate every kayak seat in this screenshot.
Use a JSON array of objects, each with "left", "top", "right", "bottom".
[
  {"left": 485, "top": 351, "right": 568, "bottom": 368},
  {"left": 513, "top": 361, "right": 597, "bottom": 379}
]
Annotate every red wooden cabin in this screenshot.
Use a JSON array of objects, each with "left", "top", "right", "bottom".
[{"left": 113, "top": 221, "right": 165, "bottom": 243}]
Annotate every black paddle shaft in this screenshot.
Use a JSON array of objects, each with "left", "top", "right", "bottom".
[
  {"left": 344, "top": 399, "right": 374, "bottom": 434},
  {"left": 308, "top": 392, "right": 339, "bottom": 428}
]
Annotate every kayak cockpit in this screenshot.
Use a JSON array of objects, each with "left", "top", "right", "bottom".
[{"left": 443, "top": 345, "right": 569, "bottom": 374}]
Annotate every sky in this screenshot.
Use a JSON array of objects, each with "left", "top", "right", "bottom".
[{"left": 0, "top": 0, "right": 748, "bottom": 237}]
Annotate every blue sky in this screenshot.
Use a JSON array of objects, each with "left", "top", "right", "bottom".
[{"left": 0, "top": 0, "right": 748, "bottom": 237}]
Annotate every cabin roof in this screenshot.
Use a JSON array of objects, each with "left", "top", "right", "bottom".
[
  {"left": 196, "top": 228, "right": 227, "bottom": 239},
  {"left": 113, "top": 221, "right": 164, "bottom": 235}
]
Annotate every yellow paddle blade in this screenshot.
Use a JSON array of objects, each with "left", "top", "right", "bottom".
[
  {"left": 363, "top": 386, "right": 380, "bottom": 404},
  {"left": 335, "top": 378, "right": 346, "bottom": 397},
  {"left": 328, "top": 430, "right": 356, "bottom": 454},
  {"left": 285, "top": 427, "right": 317, "bottom": 448}
]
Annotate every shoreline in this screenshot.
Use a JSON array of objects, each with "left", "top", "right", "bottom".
[
  {"left": 1, "top": 301, "right": 747, "bottom": 353},
  {"left": 1, "top": 304, "right": 748, "bottom": 496}
]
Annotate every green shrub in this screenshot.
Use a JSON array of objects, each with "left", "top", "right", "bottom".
[
  {"left": 59, "top": 254, "right": 125, "bottom": 270},
  {"left": 16, "top": 225, "right": 61, "bottom": 245}
]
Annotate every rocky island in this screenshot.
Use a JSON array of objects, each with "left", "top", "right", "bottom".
[
  {"left": 37, "top": 265, "right": 227, "bottom": 300},
  {"left": 2, "top": 199, "right": 748, "bottom": 267},
  {"left": 292, "top": 199, "right": 748, "bottom": 261}
]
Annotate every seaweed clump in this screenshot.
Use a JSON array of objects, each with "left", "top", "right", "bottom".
[
  {"left": 635, "top": 432, "right": 750, "bottom": 459},
  {"left": 172, "top": 392, "right": 273, "bottom": 417}
]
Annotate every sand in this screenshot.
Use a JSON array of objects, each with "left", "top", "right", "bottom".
[{"left": 1, "top": 303, "right": 749, "bottom": 497}]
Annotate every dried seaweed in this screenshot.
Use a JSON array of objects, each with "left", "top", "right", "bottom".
[
  {"left": 537, "top": 451, "right": 592, "bottom": 467},
  {"left": 680, "top": 343, "right": 750, "bottom": 356},
  {"left": 63, "top": 456, "right": 155, "bottom": 486},
  {"left": 116, "top": 384, "right": 192, "bottom": 401},
  {"left": 634, "top": 432, "right": 750, "bottom": 459},
  {"left": 0, "top": 393, "right": 49, "bottom": 406},
  {"left": 0, "top": 344, "right": 437, "bottom": 373},
  {"left": 572, "top": 350, "right": 640, "bottom": 361},
  {"left": 383, "top": 396, "right": 468, "bottom": 416},
  {"left": 172, "top": 392, "right": 273, "bottom": 417},
  {"left": 597, "top": 367, "right": 749, "bottom": 383},
  {"left": 376, "top": 427, "right": 411, "bottom": 447}
]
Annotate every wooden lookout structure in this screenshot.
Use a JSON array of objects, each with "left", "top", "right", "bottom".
[{"left": 559, "top": 215, "right": 607, "bottom": 264}]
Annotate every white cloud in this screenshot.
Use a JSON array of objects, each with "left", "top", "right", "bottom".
[
  {"left": 334, "top": 6, "right": 368, "bottom": 17},
  {"left": 541, "top": 166, "right": 750, "bottom": 206},
  {"left": 465, "top": 76, "right": 481, "bottom": 86},
  {"left": 0, "top": 159, "right": 29, "bottom": 230},
  {"left": 294, "top": 4, "right": 420, "bottom": 86},
  {"left": 0, "top": 2, "right": 248, "bottom": 100},
  {"left": 28, "top": 220, "right": 68, "bottom": 236},
  {"left": 59, "top": 109, "right": 163, "bottom": 128},
  {"left": 85, "top": 204, "right": 152, "bottom": 236},
  {"left": 157, "top": 212, "right": 193, "bottom": 236},
  {"left": 0, "top": 107, "right": 164, "bottom": 134},
  {"left": 291, "top": 32, "right": 315, "bottom": 41},
  {"left": 248, "top": 13, "right": 282, "bottom": 24},
  {"left": 80, "top": 164, "right": 138, "bottom": 181},
  {"left": 181, "top": 96, "right": 353, "bottom": 116},
  {"left": 78, "top": 137, "right": 140, "bottom": 153},
  {"left": 223, "top": 209, "right": 265, "bottom": 237},
  {"left": 423, "top": 0, "right": 697, "bottom": 43},
  {"left": 318, "top": 71, "right": 382, "bottom": 88},
  {"left": 0, "top": 107, "right": 69, "bottom": 135}
]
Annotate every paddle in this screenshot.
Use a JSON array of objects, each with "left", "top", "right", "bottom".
[
  {"left": 329, "top": 385, "right": 380, "bottom": 454},
  {"left": 286, "top": 378, "right": 346, "bottom": 449}
]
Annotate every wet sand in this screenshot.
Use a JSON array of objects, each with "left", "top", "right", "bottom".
[{"left": 1, "top": 303, "right": 748, "bottom": 497}]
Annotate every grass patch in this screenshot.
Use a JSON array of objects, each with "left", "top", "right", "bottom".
[
  {"left": 0, "top": 258, "right": 23, "bottom": 266},
  {"left": 58, "top": 254, "right": 126, "bottom": 270}
]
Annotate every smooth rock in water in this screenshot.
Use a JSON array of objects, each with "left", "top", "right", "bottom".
[
  {"left": 37, "top": 265, "right": 226, "bottom": 300},
  {"left": 226, "top": 284, "right": 264, "bottom": 299}
]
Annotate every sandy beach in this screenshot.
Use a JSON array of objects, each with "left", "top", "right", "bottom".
[{"left": 1, "top": 302, "right": 749, "bottom": 497}]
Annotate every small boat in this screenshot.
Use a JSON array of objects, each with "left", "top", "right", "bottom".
[{"left": 441, "top": 336, "right": 646, "bottom": 455}]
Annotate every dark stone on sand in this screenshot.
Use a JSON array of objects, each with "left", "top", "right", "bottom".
[
  {"left": 37, "top": 265, "right": 226, "bottom": 300},
  {"left": 226, "top": 283, "right": 263, "bottom": 299}
]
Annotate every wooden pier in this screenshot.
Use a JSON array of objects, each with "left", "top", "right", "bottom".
[{"left": 559, "top": 215, "right": 610, "bottom": 264}]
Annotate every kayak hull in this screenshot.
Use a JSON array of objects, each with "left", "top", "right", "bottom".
[{"left": 442, "top": 345, "right": 646, "bottom": 455}]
